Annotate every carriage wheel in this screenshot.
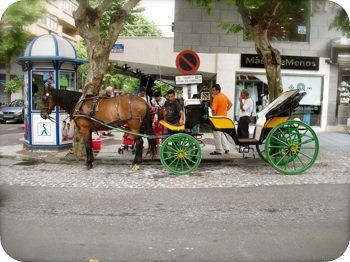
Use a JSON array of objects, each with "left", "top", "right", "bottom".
[
  {"left": 258, "top": 128, "right": 299, "bottom": 164},
  {"left": 160, "top": 133, "right": 201, "bottom": 175},
  {"left": 265, "top": 120, "right": 319, "bottom": 175},
  {"left": 256, "top": 140, "right": 268, "bottom": 162}
]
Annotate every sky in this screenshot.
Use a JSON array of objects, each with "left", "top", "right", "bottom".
[{"left": 139, "top": 0, "right": 175, "bottom": 37}]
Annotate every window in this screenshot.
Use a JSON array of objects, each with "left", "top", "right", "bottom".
[
  {"left": 31, "top": 71, "right": 55, "bottom": 111},
  {"left": 59, "top": 71, "right": 75, "bottom": 91},
  {"left": 40, "top": 14, "right": 58, "bottom": 31},
  {"left": 236, "top": 73, "right": 323, "bottom": 126},
  {"left": 245, "top": 0, "right": 310, "bottom": 42},
  {"left": 63, "top": 0, "right": 78, "bottom": 15}
]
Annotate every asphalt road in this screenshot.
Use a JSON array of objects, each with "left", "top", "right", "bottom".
[
  {"left": 0, "top": 123, "right": 24, "bottom": 146},
  {"left": 0, "top": 183, "right": 349, "bottom": 262}
]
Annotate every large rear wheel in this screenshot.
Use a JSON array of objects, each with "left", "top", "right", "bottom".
[
  {"left": 160, "top": 133, "right": 201, "bottom": 175},
  {"left": 265, "top": 120, "right": 319, "bottom": 175},
  {"left": 256, "top": 139, "right": 268, "bottom": 162}
]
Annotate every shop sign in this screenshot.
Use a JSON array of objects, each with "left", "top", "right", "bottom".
[{"left": 241, "top": 54, "right": 319, "bottom": 71}]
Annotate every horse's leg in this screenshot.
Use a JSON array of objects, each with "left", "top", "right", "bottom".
[
  {"left": 132, "top": 136, "right": 144, "bottom": 171},
  {"left": 86, "top": 131, "right": 95, "bottom": 169},
  {"left": 80, "top": 127, "right": 94, "bottom": 169}
]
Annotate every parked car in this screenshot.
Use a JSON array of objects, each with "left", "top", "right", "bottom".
[{"left": 0, "top": 99, "right": 24, "bottom": 123}]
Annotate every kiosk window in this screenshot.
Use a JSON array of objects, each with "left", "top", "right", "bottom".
[{"left": 32, "top": 71, "right": 55, "bottom": 111}]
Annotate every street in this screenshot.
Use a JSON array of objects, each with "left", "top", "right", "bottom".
[
  {"left": 0, "top": 183, "right": 349, "bottom": 262},
  {"left": 0, "top": 130, "right": 349, "bottom": 261},
  {"left": 0, "top": 123, "right": 24, "bottom": 147}
]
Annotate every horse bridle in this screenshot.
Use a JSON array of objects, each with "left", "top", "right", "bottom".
[{"left": 40, "top": 92, "right": 56, "bottom": 123}]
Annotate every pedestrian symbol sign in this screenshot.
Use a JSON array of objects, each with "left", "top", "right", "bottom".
[{"left": 38, "top": 122, "right": 51, "bottom": 136}]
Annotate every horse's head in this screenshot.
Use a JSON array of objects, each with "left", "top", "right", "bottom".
[{"left": 40, "top": 83, "right": 55, "bottom": 120}]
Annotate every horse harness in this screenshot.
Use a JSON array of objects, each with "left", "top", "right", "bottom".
[{"left": 74, "top": 94, "right": 144, "bottom": 126}]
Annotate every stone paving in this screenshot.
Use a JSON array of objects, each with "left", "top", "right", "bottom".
[
  {"left": 0, "top": 132, "right": 349, "bottom": 189},
  {"left": 0, "top": 133, "right": 350, "bottom": 189}
]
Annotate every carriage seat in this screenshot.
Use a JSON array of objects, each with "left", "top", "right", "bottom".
[
  {"left": 159, "top": 120, "right": 185, "bottom": 131},
  {"left": 253, "top": 90, "right": 304, "bottom": 140},
  {"left": 207, "top": 108, "right": 236, "bottom": 129}
]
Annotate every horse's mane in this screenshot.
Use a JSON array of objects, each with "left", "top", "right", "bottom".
[{"left": 51, "top": 89, "right": 82, "bottom": 115}]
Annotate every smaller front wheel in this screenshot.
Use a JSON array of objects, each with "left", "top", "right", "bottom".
[{"left": 160, "top": 133, "right": 201, "bottom": 175}]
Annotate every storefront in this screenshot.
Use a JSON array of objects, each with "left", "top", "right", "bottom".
[
  {"left": 216, "top": 53, "right": 330, "bottom": 129},
  {"left": 330, "top": 37, "right": 350, "bottom": 126}
]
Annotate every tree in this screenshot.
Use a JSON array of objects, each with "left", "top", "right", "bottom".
[
  {"left": 73, "top": 0, "right": 141, "bottom": 95},
  {"left": 329, "top": 8, "right": 350, "bottom": 37},
  {"left": 122, "top": 15, "right": 163, "bottom": 36},
  {"left": 75, "top": 10, "right": 163, "bottom": 94},
  {"left": 3, "top": 75, "right": 22, "bottom": 96},
  {"left": 191, "top": 0, "right": 309, "bottom": 102},
  {"left": 0, "top": 0, "right": 45, "bottom": 103}
]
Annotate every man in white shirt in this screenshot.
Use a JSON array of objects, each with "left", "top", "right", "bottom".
[
  {"left": 238, "top": 89, "right": 254, "bottom": 138},
  {"left": 138, "top": 86, "right": 151, "bottom": 107}
]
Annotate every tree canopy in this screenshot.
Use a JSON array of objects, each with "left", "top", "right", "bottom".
[
  {"left": 329, "top": 8, "right": 350, "bottom": 37},
  {"left": 0, "top": 0, "right": 45, "bottom": 102},
  {"left": 75, "top": 8, "right": 163, "bottom": 94},
  {"left": 190, "top": 0, "right": 310, "bottom": 101},
  {"left": 73, "top": 0, "right": 141, "bottom": 94}
]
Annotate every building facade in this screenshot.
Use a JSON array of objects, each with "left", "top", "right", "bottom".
[
  {"left": 0, "top": 0, "right": 79, "bottom": 104},
  {"left": 174, "top": 0, "right": 350, "bottom": 130}
]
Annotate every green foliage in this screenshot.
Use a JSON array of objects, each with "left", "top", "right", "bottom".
[
  {"left": 75, "top": 41, "right": 89, "bottom": 89},
  {"left": 0, "top": 0, "right": 45, "bottom": 61},
  {"left": 191, "top": 0, "right": 309, "bottom": 38},
  {"left": 4, "top": 76, "right": 22, "bottom": 93},
  {"left": 152, "top": 81, "right": 172, "bottom": 96},
  {"left": 329, "top": 9, "right": 350, "bottom": 37},
  {"left": 75, "top": 7, "right": 163, "bottom": 92},
  {"left": 218, "top": 22, "right": 244, "bottom": 33},
  {"left": 86, "top": 0, "right": 147, "bottom": 39},
  {"left": 122, "top": 16, "right": 163, "bottom": 36}
]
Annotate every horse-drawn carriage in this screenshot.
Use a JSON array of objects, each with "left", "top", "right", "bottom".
[
  {"left": 40, "top": 85, "right": 319, "bottom": 175},
  {"left": 158, "top": 89, "right": 319, "bottom": 175}
]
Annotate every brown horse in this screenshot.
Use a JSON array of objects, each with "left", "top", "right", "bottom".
[{"left": 40, "top": 85, "right": 156, "bottom": 170}]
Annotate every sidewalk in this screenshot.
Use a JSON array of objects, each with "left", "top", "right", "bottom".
[
  {"left": 0, "top": 131, "right": 349, "bottom": 166},
  {"left": 0, "top": 132, "right": 254, "bottom": 165}
]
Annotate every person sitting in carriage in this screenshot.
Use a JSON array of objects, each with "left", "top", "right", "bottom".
[{"left": 163, "top": 89, "right": 184, "bottom": 133}]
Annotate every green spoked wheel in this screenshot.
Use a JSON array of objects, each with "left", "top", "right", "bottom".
[
  {"left": 160, "top": 133, "right": 201, "bottom": 175},
  {"left": 256, "top": 139, "right": 268, "bottom": 162},
  {"left": 265, "top": 120, "right": 319, "bottom": 175}
]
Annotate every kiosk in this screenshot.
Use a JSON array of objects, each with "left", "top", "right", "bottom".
[{"left": 17, "top": 34, "right": 86, "bottom": 148}]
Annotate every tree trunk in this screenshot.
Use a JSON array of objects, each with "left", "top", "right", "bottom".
[
  {"left": 254, "top": 30, "right": 283, "bottom": 102},
  {"left": 236, "top": 0, "right": 282, "bottom": 102},
  {"left": 72, "top": 0, "right": 141, "bottom": 157},
  {"left": 84, "top": 42, "right": 110, "bottom": 94}
]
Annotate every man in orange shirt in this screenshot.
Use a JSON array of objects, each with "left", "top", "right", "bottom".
[{"left": 210, "top": 84, "right": 233, "bottom": 155}]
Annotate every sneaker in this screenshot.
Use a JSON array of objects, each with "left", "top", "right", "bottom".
[
  {"left": 225, "top": 150, "right": 229, "bottom": 154},
  {"left": 210, "top": 151, "right": 222, "bottom": 155}
]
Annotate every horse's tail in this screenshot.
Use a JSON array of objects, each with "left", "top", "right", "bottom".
[{"left": 141, "top": 106, "right": 157, "bottom": 159}]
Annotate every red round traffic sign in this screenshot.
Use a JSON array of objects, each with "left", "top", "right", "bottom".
[{"left": 175, "top": 50, "right": 200, "bottom": 75}]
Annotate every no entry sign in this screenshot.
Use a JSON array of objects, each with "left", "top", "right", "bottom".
[{"left": 176, "top": 50, "right": 200, "bottom": 75}]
